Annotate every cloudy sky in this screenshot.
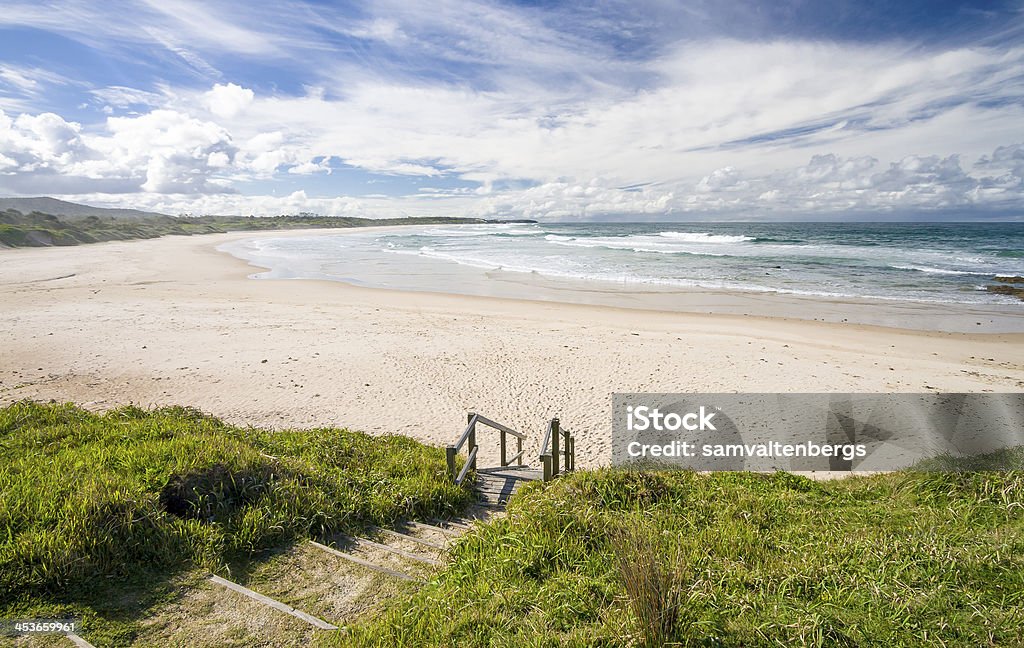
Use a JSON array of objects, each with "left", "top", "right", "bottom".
[{"left": 0, "top": 0, "right": 1022, "bottom": 220}]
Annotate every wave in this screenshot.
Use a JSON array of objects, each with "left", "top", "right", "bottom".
[
  {"left": 543, "top": 234, "right": 728, "bottom": 256},
  {"left": 752, "top": 237, "right": 805, "bottom": 244},
  {"left": 492, "top": 230, "right": 545, "bottom": 237},
  {"left": 389, "top": 246, "right": 546, "bottom": 274},
  {"left": 891, "top": 265, "right": 995, "bottom": 276},
  {"left": 656, "top": 231, "right": 754, "bottom": 243},
  {"left": 384, "top": 246, "right": 1007, "bottom": 303},
  {"left": 390, "top": 225, "right": 543, "bottom": 239}
]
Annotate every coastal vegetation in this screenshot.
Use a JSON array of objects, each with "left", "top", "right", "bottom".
[
  {"left": 1, "top": 401, "right": 1020, "bottom": 646},
  {"left": 0, "top": 401, "right": 470, "bottom": 644},
  {"left": 348, "top": 464, "right": 1023, "bottom": 647},
  {"left": 0, "top": 208, "right": 530, "bottom": 248}
]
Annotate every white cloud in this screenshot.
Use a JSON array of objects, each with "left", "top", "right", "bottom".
[
  {"left": 0, "top": 1, "right": 284, "bottom": 58},
  {"left": 0, "top": 64, "right": 72, "bottom": 96},
  {"left": 0, "top": 0, "right": 1022, "bottom": 220},
  {"left": 696, "top": 167, "right": 744, "bottom": 194},
  {"left": 976, "top": 143, "right": 1024, "bottom": 186},
  {"left": 4, "top": 81, "right": 1024, "bottom": 216},
  {"left": 0, "top": 66, "right": 40, "bottom": 94},
  {"left": 0, "top": 110, "right": 89, "bottom": 171},
  {"left": 0, "top": 106, "right": 237, "bottom": 194},
  {"left": 346, "top": 18, "right": 406, "bottom": 44},
  {"left": 62, "top": 189, "right": 379, "bottom": 218},
  {"left": 98, "top": 110, "right": 237, "bottom": 193},
  {"left": 203, "top": 83, "right": 254, "bottom": 119},
  {"left": 90, "top": 85, "right": 172, "bottom": 109},
  {"left": 169, "top": 39, "right": 1020, "bottom": 199},
  {"left": 207, "top": 151, "right": 230, "bottom": 168},
  {"left": 138, "top": 0, "right": 277, "bottom": 56},
  {"left": 36, "top": 141, "right": 1024, "bottom": 219},
  {"left": 287, "top": 158, "right": 331, "bottom": 174}
]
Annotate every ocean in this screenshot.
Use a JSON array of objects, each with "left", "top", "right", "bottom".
[{"left": 223, "top": 221, "right": 1024, "bottom": 306}]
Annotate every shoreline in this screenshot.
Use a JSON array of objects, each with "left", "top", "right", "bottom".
[
  {"left": 2, "top": 229, "right": 1023, "bottom": 468},
  {"left": 218, "top": 227, "right": 1024, "bottom": 334},
  {"left": 213, "top": 229, "right": 1023, "bottom": 339}
]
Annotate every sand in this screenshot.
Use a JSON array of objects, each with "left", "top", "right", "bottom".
[{"left": 2, "top": 228, "right": 1023, "bottom": 468}]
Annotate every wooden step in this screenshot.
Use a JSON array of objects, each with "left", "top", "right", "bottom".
[
  {"left": 209, "top": 574, "right": 338, "bottom": 630},
  {"left": 473, "top": 482, "right": 521, "bottom": 491},
  {"left": 308, "top": 541, "right": 421, "bottom": 582},
  {"left": 474, "top": 493, "right": 516, "bottom": 502},
  {"left": 429, "top": 518, "right": 473, "bottom": 531},
  {"left": 474, "top": 498, "right": 512, "bottom": 506},
  {"left": 338, "top": 534, "right": 440, "bottom": 566},
  {"left": 475, "top": 490, "right": 514, "bottom": 499},
  {"left": 367, "top": 525, "right": 446, "bottom": 551},
  {"left": 67, "top": 634, "right": 96, "bottom": 648},
  {"left": 472, "top": 500, "right": 507, "bottom": 510},
  {"left": 405, "top": 519, "right": 463, "bottom": 537},
  {"left": 475, "top": 466, "right": 543, "bottom": 481}
]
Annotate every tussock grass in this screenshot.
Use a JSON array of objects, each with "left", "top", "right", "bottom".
[
  {"left": 611, "top": 520, "right": 689, "bottom": 646},
  {"left": 0, "top": 401, "right": 471, "bottom": 643},
  {"left": 346, "top": 464, "right": 1024, "bottom": 647}
]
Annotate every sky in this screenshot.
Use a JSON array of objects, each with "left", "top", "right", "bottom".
[{"left": 0, "top": 0, "right": 1022, "bottom": 220}]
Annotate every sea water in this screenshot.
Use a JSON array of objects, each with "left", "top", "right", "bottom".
[{"left": 220, "top": 221, "right": 1024, "bottom": 331}]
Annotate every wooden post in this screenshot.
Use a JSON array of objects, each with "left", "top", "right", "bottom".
[
  {"left": 569, "top": 436, "right": 575, "bottom": 471},
  {"left": 500, "top": 429, "right": 507, "bottom": 467},
  {"left": 467, "top": 412, "right": 477, "bottom": 471},
  {"left": 445, "top": 446, "right": 457, "bottom": 482},
  {"left": 516, "top": 435, "right": 523, "bottom": 466},
  {"left": 542, "top": 454, "right": 552, "bottom": 481},
  {"left": 564, "top": 434, "right": 571, "bottom": 472},
  {"left": 551, "top": 418, "right": 560, "bottom": 478}
]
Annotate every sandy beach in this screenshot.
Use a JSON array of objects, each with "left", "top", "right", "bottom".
[{"left": 2, "top": 228, "right": 1023, "bottom": 468}]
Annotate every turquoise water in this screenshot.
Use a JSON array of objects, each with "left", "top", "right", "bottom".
[{"left": 225, "top": 222, "right": 1024, "bottom": 305}]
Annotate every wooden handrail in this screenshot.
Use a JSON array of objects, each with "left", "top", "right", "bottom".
[
  {"left": 447, "top": 412, "right": 526, "bottom": 483},
  {"left": 474, "top": 414, "right": 527, "bottom": 439},
  {"left": 455, "top": 446, "right": 479, "bottom": 485},
  {"left": 452, "top": 414, "right": 479, "bottom": 453},
  {"left": 540, "top": 417, "right": 574, "bottom": 482},
  {"left": 539, "top": 420, "right": 553, "bottom": 458}
]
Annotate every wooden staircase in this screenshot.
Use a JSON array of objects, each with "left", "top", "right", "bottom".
[
  {"left": 472, "top": 465, "right": 543, "bottom": 507},
  {"left": 114, "top": 414, "right": 564, "bottom": 646},
  {"left": 195, "top": 516, "right": 481, "bottom": 640}
]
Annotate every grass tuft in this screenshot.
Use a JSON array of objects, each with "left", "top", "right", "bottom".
[{"left": 611, "top": 520, "right": 687, "bottom": 646}]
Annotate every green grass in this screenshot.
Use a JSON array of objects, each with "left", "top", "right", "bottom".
[
  {"left": 0, "top": 401, "right": 472, "bottom": 644},
  {"left": 912, "top": 446, "right": 1024, "bottom": 471},
  {"left": 0, "top": 209, "right": 531, "bottom": 248},
  {"left": 4, "top": 400, "right": 1021, "bottom": 646},
  {"left": 344, "top": 465, "right": 1024, "bottom": 647}
]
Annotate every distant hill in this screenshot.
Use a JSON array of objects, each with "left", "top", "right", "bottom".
[
  {"left": 0, "top": 197, "right": 169, "bottom": 220},
  {"left": 0, "top": 202, "right": 533, "bottom": 248}
]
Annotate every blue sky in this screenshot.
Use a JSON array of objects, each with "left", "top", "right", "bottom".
[{"left": 0, "top": 0, "right": 1022, "bottom": 219}]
